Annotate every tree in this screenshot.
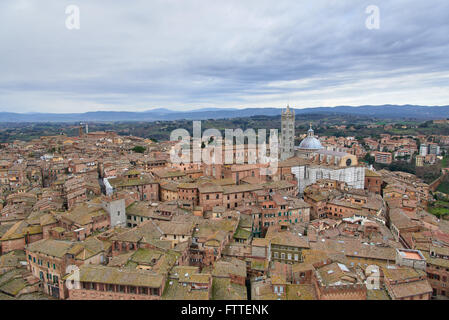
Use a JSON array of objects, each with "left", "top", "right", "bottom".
[
  {"left": 363, "top": 153, "right": 375, "bottom": 165},
  {"left": 132, "top": 146, "right": 146, "bottom": 153}
]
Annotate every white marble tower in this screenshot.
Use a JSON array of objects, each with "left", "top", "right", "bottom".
[{"left": 280, "top": 105, "right": 295, "bottom": 160}]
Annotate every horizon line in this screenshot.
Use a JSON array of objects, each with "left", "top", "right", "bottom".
[{"left": 2, "top": 104, "right": 449, "bottom": 115}]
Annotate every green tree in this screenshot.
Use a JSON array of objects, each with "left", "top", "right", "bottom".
[
  {"left": 363, "top": 153, "right": 375, "bottom": 165},
  {"left": 132, "top": 146, "right": 146, "bottom": 153}
]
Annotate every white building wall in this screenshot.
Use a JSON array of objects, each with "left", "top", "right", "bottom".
[
  {"left": 103, "top": 198, "right": 126, "bottom": 227},
  {"left": 280, "top": 109, "right": 295, "bottom": 161},
  {"left": 104, "top": 177, "right": 115, "bottom": 196},
  {"left": 292, "top": 165, "right": 365, "bottom": 194}
]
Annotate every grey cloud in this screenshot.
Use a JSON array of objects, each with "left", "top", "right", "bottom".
[{"left": 0, "top": 0, "right": 448, "bottom": 112}]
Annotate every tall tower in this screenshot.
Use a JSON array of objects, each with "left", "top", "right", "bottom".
[{"left": 280, "top": 105, "right": 295, "bottom": 160}]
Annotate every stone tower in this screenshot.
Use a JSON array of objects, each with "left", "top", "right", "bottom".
[{"left": 280, "top": 105, "right": 295, "bottom": 160}]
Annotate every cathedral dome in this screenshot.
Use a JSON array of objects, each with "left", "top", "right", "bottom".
[
  {"left": 298, "top": 136, "right": 323, "bottom": 150},
  {"left": 298, "top": 124, "right": 323, "bottom": 150}
]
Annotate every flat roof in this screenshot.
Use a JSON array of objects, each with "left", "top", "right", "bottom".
[{"left": 400, "top": 251, "right": 423, "bottom": 260}]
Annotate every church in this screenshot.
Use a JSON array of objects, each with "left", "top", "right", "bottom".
[{"left": 279, "top": 105, "right": 365, "bottom": 194}]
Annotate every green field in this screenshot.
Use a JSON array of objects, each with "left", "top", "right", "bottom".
[
  {"left": 441, "top": 156, "right": 449, "bottom": 168},
  {"left": 428, "top": 206, "right": 449, "bottom": 217},
  {"left": 437, "top": 181, "right": 449, "bottom": 194},
  {"left": 428, "top": 200, "right": 449, "bottom": 218}
]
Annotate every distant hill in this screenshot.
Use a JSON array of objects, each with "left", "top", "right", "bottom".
[{"left": 1, "top": 105, "right": 449, "bottom": 122}]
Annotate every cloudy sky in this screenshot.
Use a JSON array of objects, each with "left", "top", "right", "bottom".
[{"left": 1, "top": 0, "right": 449, "bottom": 113}]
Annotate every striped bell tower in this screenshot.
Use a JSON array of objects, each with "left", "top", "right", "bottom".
[{"left": 280, "top": 105, "right": 295, "bottom": 160}]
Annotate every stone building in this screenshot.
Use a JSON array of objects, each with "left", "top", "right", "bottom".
[
  {"left": 107, "top": 171, "right": 159, "bottom": 202},
  {"left": 383, "top": 266, "right": 432, "bottom": 300},
  {"left": 292, "top": 162, "right": 365, "bottom": 195},
  {"left": 291, "top": 126, "right": 365, "bottom": 195},
  {"left": 280, "top": 105, "right": 295, "bottom": 161},
  {"left": 66, "top": 264, "right": 165, "bottom": 300},
  {"left": 312, "top": 260, "right": 367, "bottom": 300},
  {"left": 102, "top": 195, "right": 126, "bottom": 227},
  {"left": 424, "top": 246, "right": 449, "bottom": 298},
  {"left": 26, "top": 238, "right": 109, "bottom": 299},
  {"left": 364, "top": 169, "right": 382, "bottom": 194}
]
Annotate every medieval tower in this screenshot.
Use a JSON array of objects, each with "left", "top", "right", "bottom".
[{"left": 280, "top": 105, "right": 295, "bottom": 160}]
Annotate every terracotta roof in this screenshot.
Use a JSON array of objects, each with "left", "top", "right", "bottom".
[
  {"left": 74, "top": 265, "right": 164, "bottom": 288},
  {"left": 388, "top": 279, "right": 432, "bottom": 299},
  {"left": 365, "top": 169, "right": 381, "bottom": 177},
  {"left": 26, "top": 239, "right": 74, "bottom": 258}
]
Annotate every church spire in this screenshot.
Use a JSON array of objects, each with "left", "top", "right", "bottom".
[{"left": 308, "top": 123, "right": 314, "bottom": 137}]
